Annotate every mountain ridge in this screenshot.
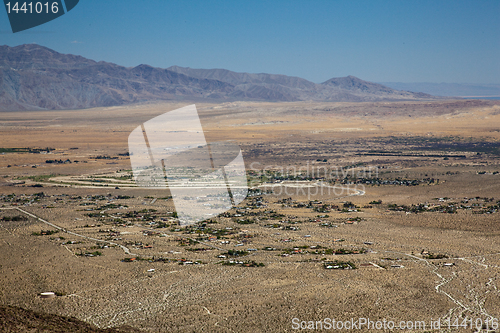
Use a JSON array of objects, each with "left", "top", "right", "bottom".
[
  {"left": 381, "top": 81, "right": 500, "bottom": 97},
  {"left": 0, "top": 44, "right": 437, "bottom": 111}
]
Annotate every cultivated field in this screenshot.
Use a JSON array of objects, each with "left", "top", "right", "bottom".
[{"left": 1, "top": 100, "right": 500, "bottom": 332}]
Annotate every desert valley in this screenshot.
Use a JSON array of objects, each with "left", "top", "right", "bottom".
[{"left": 1, "top": 97, "right": 500, "bottom": 332}]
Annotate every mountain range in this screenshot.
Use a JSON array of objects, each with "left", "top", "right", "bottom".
[
  {"left": 380, "top": 82, "right": 500, "bottom": 98},
  {"left": 0, "top": 44, "right": 436, "bottom": 111}
]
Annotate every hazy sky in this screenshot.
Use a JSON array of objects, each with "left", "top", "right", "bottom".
[{"left": 1, "top": 0, "right": 499, "bottom": 84}]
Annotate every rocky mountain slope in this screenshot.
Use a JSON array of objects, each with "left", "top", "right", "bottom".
[
  {"left": 1, "top": 44, "right": 435, "bottom": 111},
  {"left": 0, "top": 305, "right": 139, "bottom": 333}
]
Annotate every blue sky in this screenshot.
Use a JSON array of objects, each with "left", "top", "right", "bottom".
[{"left": 1, "top": 0, "right": 499, "bottom": 84}]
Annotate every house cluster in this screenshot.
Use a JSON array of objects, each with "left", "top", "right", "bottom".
[
  {"left": 275, "top": 198, "right": 340, "bottom": 213},
  {"left": 32, "top": 229, "right": 59, "bottom": 236},
  {"left": 387, "top": 196, "right": 499, "bottom": 214},
  {"left": 97, "top": 229, "right": 121, "bottom": 241},
  {"left": 45, "top": 158, "right": 74, "bottom": 164},
  {"left": 281, "top": 245, "right": 367, "bottom": 256},
  {"left": 420, "top": 249, "right": 449, "bottom": 259},
  {"left": 323, "top": 260, "right": 356, "bottom": 270},
  {"left": 264, "top": 223, "right": 299, "bottom": 231},
  {"left": 340, "top": 177, "right": 438, "bottom": 186},
  {"left": 221, "top": 260, "right": 265, "bottom": 267},
  {"left": 1, "top": 192, "right": 45, "bottom": 205}
]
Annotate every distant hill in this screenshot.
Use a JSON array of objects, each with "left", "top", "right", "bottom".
[
  {"left": 167, "top": 67, "right": 435, "bottom": 102},
  {"left": 381, "top": 82, "right": 500, "bottom": 98},
  {"left": 319, "top": 75, "right": 432, "bottom": 101},
  {"left": 1, "top": 44, "right": 437, "bottom": 111}
]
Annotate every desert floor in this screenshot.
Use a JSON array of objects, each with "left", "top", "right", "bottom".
[{"left": 1, "top": 99, "right": 500, "bottom": 332}]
